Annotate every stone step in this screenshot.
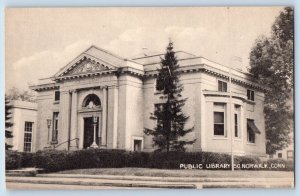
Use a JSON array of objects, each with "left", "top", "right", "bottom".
[{"left": 6, "top": 168, "right": 43, "bottom": 177}]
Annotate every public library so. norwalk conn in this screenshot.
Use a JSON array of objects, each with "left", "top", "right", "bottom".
[{"left": 30, "top": 45, "right": 267, "bottom": 157}]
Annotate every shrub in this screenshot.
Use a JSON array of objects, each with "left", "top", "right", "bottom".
[
  {"left": 20, "top": 152, "right": 36, "bottom": 168},
  {"left": 36, "top": 149, "right": 80, "bottom": 172},
  {"left": 234, "top": 155, "right": 261, "bottom": 170},
  {"left": 125, "top": 152, "right": 150, "bottom": 168},
  {"left": 35, "top": 149, "right": 127, "bottom": 172},
  {"left": 6, "top": 151, "right": 22, "bottom": 170},
  {"left": 264, "top": 158, "right": 294, "bottom": 171},
  {"left": 202, "top": 152, "right": 231, "bottom": 168},
  {"left": 10, "top": 149, "right": 293, "bottom": 172}
]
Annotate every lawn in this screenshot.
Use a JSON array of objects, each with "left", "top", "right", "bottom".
[{"left": 55, "top": 167, "right": 294, "bottom": 178}]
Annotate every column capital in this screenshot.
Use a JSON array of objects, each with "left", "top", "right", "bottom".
[
  {"left": 61, "top": 90, "right": 70, "bottom": 94},
  {"left": 101, "top": 86, "right": 108, "bottom": 90},
  {"left": 70, "top": 89, "right": 78, "bottom": 94}
]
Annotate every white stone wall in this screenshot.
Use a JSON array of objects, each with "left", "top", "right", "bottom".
[
  {"left": 35, "top": 90, "right": 59, "bottom": 150},
  {"left": 143, "top": 71, "right": 266, "bottom": 156},
  {"left": 10, "top": 101, "right": 37, "bottom": 152}
]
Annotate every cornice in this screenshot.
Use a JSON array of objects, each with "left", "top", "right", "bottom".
[
  {"left": 30, "top": 83, "right": 59, "bottom": 92},
  {"left": 32, "top": 63, "right": 268, "bottom": 92}
]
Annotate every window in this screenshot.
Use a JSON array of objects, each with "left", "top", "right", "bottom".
[
  {"left": 23, "top": 122, "right": 33, "bottom": 152},
  {"left": 247, "top": 119, "right": 256, "bottom": 143},
  {"left": 83, "top": 94, "right": 101, "bottom": 108},
  {"left": 234, "top": 114, "right": 238, "bottom": 137},
  {"left": 218, "top": 80, "right": 227, "bottom": 92},
  {"left": 287, "top": 150, "right": 294, "bottom": 160},
  {"left": 154, "top": 103, "right": 165, "bottom": 126},
  {"left": 155, "top": 103, "right": 165, "bottom": 112},
  {"left": 214, "top": 103, "right": 226, "bottom": 136},
  {"left": 234, "top": 105, "right": 241, "bottom": 138},
  {"left": 133, "top": 140, "right": 142, "bottom": 152},
  {"left": 278, "top": 153, "right": 282, "bottom": 158},
  {"left": 54, "top": 91, "right": 60, "bottom": 101},
  {"left": 52, "top": 112, "right": 59, "bottom": 142},
  {"left": 214, "top": 112, "right": 224, "bottom": 135},
  {"left": 247, "top": 89, "right": 254, "bottom": 101}
]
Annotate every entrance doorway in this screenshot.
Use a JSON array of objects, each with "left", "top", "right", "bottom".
[{"left": 83, "top": 117, "right": 99, "bottom": 148}]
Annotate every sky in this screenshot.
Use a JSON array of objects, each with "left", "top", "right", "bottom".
[{"left": 5, "top": 7, "right": 283, "bottom": 91}]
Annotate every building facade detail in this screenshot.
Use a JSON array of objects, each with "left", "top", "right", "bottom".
[{"left": 31, "top": 45, "right": 267, "bottom": 157}]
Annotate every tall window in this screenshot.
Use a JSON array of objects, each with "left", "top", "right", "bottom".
[
  {"left": 234, "top": 105, "right": 241, "bottom": 138},
  {"left": 234, "top": 114, "right": 238, "bottom": 137},
  {"left": 154, "top": 103, "right": 165, "bottom": 126},
  {"left": 278, "top": 153, "right": 282, "bottom": 158},
  {"left": 247, "top": 119, "right": 255, "bottom": 143},
  {"left": 218, "top": 80, "right": 227, "bottom": 92},
  {"left": 52, "top": 112, "right": 59, "bottom": 142},
  {"left": 54, "top": 91, "right": 60, "bottom": 101},
  {"left": 247, "top": 89, "right": 254, "bottom": 101},
  {"left": 214, "top": 112, "right": 225, "bottom": 135},
  {"left": 24, "top": 122, "right": 33, "bottom": 152},
  {"left": 213, "top": 103, "right": 226, "bottom": 136}
]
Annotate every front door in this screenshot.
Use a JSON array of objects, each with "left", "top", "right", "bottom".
[{"left": 83, "top": 117, "right": 99, "bottom": 148}]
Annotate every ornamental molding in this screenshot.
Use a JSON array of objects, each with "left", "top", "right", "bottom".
[
  {"left": 32, "top": 63, "right": 267, "bottom": 92},
  {"left": 29, "top": 83, "right": 59, "bottom": 92}
]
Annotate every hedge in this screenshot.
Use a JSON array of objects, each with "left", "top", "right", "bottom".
[
  {"left": 263, "top": 158, "right": 294, "bottom": 171},
  {"left": 6, "top": 149, "right": 294, "bottom": 172},
  {"left": 5, "top": 150, "right": 36, "bottom": 170}
]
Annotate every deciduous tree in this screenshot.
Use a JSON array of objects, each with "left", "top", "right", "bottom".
[{"left": 249, "top": 7, "right": 294, "bottom": 154}]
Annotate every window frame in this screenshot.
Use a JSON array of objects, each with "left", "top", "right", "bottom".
[
  {"left": 154, "top": 103, "right": 165, "bottom": 127},
  {"left": 234, "top": 113, "right": 238, "bottom": 137},
  {"left": 218, "top": 80, "right": 228, "bottom": 92},
  {"left": 213, "top": 103, "right": 226, "bottom": 137},
  {"left": 247, "top": 119, "right": 256, "bottom": 143},
  {"left": 234, "top": 105, "right": 241, "bottom": 138},
  {"left": 54, "top": 91, "right": 60, "bottom": 102},
  {"left": 247, "top": 89, "right": 255, "bottom": 101},
  {"left": 52, "top": 112, "right": 59, "bottom": 143},
  {"left": 132, "top": 136, "right": 143, "bottom": 152},
  {"left": 23, "top": 121, "right": 33, "bottom": 152}
]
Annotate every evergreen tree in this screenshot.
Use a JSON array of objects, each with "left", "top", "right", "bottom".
[
  {"left": 5, "top": 96, "right": 13, "bottom": 150},
  {"left": 146, "top": 42, "right": 195, "bottom": 152},
  {"left": 249, "top": 7, "right": 293, "bottom": 154}
]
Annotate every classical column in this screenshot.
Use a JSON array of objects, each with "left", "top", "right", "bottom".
[
  {"left": 101, "top": 86, "right": 107, "bottom": 147},
  {"left": 59, "top": 90, "right": 71, "bottom": 150},
  {"left": 70, "top": 90, "right": 78, "bottom": 150},
  {"left": 107, "top": 85, "right": 118, "bottom": 149}
]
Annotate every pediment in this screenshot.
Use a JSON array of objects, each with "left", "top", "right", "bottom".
[
  {"left": 53, "top": 45, "right": 126, "bottom": 78},
  {"left": 67, "top": 59, "right": 112, "bottom": 75}
]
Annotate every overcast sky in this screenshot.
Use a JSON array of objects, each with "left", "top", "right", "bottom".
[{"left": 5, "top": 7, "right": 283, "bottom": 91}]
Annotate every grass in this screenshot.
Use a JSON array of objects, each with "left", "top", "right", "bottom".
[{"left": 55, "top": 167, "right": 294, "bottom": 178}]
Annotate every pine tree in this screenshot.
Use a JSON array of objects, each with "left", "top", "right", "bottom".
[
  {"left": 5, "top": 96, "right": 13, "bottom": 150},
  {"left": 249, "top": 7, "right": 293, "bottom": 154},
  {"left": 146, "top": 42, "right": 195, "bottom": 152}
]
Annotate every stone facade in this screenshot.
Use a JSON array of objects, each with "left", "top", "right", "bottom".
[{"left": 31, "top": 45, "right": 267, "bottom": 157}]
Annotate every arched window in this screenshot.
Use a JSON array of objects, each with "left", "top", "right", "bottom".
[{"left": 82, "top": 94, "right": 101, "bottom": 109}]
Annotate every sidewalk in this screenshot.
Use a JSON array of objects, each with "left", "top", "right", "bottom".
[{"left": 6, "top": 173, "right": 294, "bottom": 189}]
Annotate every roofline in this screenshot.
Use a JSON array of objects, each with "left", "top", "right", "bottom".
[
  {"left": 87, "top": 45, "right": 126, "bottom": 61},
  {"left": 131, "top": 50, "right": 197, "bottom": 60}
]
